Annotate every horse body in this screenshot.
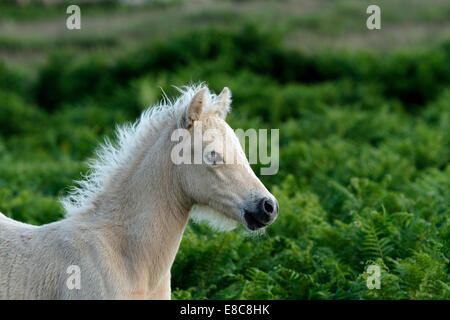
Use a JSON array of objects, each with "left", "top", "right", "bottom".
[
  {"left": 0, "top": 85, "right": 278, "bottom": 299},
  {"left": 0, "top": 115, "right": 188, "bottom": 299},
  {"left": 0, "top": 212, "right": 180, "bottom": 299}
]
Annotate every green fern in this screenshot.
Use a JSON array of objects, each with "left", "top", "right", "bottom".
[{"left": 360, "top": 221, "right": 394, "bottom": 263}]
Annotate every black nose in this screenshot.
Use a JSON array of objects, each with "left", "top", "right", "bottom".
[
  {"left": 244, "top": 197, "right": 279, "bottom": 230},
  {"left": 262, "top": 198, "right": 276, "bottom": 215},
  {"left": 259, "top": 197, "right": 278, "bottom": 222}
]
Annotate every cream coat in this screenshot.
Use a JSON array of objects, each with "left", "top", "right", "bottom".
[{"left": 0, "top": 85, "right": 277, "bottom": 299}]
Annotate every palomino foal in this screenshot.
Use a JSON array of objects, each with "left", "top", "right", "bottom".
[{"left": 0, "top": 85, "right": 278, "bottom": 299}]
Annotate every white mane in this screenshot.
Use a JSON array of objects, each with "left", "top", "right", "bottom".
[{"left": 61, "top": 83, "right": 225, "bottom": 216}]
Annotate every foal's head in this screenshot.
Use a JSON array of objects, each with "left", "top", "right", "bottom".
[{"left": 173, "top": 87, "right": 278, "bottom": 231}]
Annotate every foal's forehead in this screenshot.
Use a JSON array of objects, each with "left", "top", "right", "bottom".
[
  {"left": 201, "top": 115, "right": 240, "bottom": 144},
  {"left": 201, "top": 115, "right": 228, "bottom": 131}
]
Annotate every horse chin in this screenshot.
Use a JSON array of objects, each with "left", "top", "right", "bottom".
[{"left": 189, "top": 204, "right": 239, "bottom": 232}]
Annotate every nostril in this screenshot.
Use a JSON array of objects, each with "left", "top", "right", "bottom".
[{"left": 263, "top": 198, "right": 274, "bottom": 214}]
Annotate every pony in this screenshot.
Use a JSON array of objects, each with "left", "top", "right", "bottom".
[{"left": 0, "top": 85, "right": 278, "bottom": 299}]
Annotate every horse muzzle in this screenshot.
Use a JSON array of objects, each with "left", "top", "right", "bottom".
[{"left": 243, "top": 197, "right": 279, "bottom": 230}]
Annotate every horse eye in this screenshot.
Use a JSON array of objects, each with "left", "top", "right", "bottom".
[{"left": 205, "top": 150, "right": 222, "bottom": 166}]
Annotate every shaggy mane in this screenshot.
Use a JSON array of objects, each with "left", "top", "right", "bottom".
[{"left": 62, "top": 83, "right": 225, "bottom": 216}]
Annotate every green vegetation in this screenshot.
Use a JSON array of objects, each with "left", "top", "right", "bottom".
[
  {"left": 2, "top": 0, "right": 450, "bottom": 68},
  {"left": 0, "top": 1, "right": 449, "bottom": 300}
]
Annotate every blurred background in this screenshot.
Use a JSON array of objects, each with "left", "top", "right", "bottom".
[{"left": 0, "top": 0, "right": 449, "bottom": 299}]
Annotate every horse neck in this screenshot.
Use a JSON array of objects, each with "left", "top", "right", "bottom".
[{"left": 90, "top": 126, "right": 192, "bottom": 286}]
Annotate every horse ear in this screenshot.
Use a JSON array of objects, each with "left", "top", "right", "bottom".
[
  {"left": 183, "top": 88, "right": 207, "bottom": 129},
  {"left": 217, "top": 87, "right": 231, "bottom": 119}
]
